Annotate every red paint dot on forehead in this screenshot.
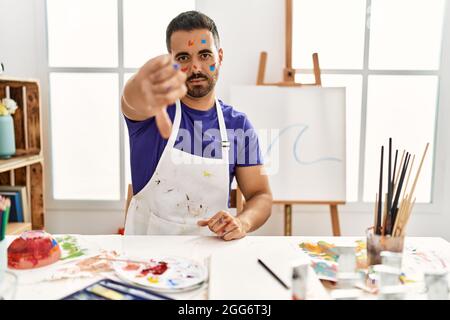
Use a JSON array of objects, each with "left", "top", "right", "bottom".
[{"left": 188, "top": 40, "right": 194, "bottom": 46}]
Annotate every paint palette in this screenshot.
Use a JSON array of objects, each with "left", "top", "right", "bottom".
[{"left": 113, "top": 256, "right": 207, "bottom": 292}]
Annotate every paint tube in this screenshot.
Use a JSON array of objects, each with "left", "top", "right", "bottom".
[
  {"left": 336, "top": 245, "right": 357, "bottom": 273},
  {"left": 378, "top": 285, "right": 406, "bottom": 300},
  {"left": 292, "top": 261, "right": 309, "bottom": 300},
  {"left": 336, "top": 272, "right": 361, "bottom": 289},
  {"left": 373, "top": 264, "right": 401, "bottom": 288},
  {"left": 424, "top": 270, "right": 449, "bottom": 300},
  {"left": 380, "top": 251, "right": 403, "bottom": 270}
]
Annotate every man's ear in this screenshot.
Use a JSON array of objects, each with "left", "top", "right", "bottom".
[{"left": 218, "top": 48, "right": 224, "bottom": 66}]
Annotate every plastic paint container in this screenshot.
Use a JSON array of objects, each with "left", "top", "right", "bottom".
[
  {"left": 336, "top": 272, "right": 361, "bottom": 289},
  {"left": 336, "top": 245, "right": 357, "bottom": 273},
  {"left": 373, "top": 264, "right": 401, "bottom": 288},
  {"left": 292, "top": 261, "right": 309, "bottom": 300},
  {"left": 380, "top": 251, "right": 403, "bottom": 270},
  {"left": 378, "top": 285, "right": 406, "bottom": 300},
  {"left": 424, "top": 270, "right": 449, "bottom": 300}
]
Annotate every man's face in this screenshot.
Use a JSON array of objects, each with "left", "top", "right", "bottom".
[{"left": 170, "top": 29, "right": 223, "bottom": 99}]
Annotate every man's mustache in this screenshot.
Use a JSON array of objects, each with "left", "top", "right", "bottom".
[{"left": 187, "top": 73, "right": 209, "bottom": 82}]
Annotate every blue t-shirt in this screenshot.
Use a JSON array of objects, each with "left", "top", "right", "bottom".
[{"left": 125, "top": 100, "right": 263, "bottom": 195}]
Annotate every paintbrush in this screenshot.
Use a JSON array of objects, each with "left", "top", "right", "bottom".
[
  {"left": 390, "top": 153, "right": 411, "bottom": 233},
  {"left": 393, "top": 150, "right": 406, "bottom": 192},
  {"left": 398, "top": 143, "right": 430, "bottom": 235},
  {"left": 374, "top": 193, "right": 379, "bottom": 232},
  {"left": 257, "top": 258, "right": 290, "bottom": 290},
  {"left": 382, "top": 193, "right": 388, "bottom": 236},
  {"left": 392, "top": 149, "right": 399, "bottom": 190},
  {"left": 386, "top": 138, "right": 393, "bottom": 235},
  {"left": 401, "top": 154, "right": 415, "bottom": 201},
  {"left": 377, "top": 146, "right": 384, "bottom": 235}
]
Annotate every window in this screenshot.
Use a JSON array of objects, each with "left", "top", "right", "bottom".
[
  {"left": 45, "top": 0, "right": 445, "bottom": 207},
  {"left": 293, "top": 0, "right": 445, "bottom": 203},
  {"left": 46, "top": 0, "right": 195, "bottom": 205},
  {"left": 50, "top": 73, "right": 120, "bottom": 200}
]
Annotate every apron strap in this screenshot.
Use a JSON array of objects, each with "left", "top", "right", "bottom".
[
  {"left": 171, "top": 98, "right": 229, "bottom": 162},
  {"left": 166, "top": 100, "right": 183, "bottom": 147},
  {"left": 215, "top": 98, "right": 230, "bottom": 163}
]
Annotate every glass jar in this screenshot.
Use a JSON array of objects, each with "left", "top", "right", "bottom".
[{"left": 0, "top": 114, "right": 16, "bottom": 158}]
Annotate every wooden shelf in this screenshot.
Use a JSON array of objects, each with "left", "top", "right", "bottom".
[
  {"left": 0, "top": 75, "right": 40, "bottom": 83},
  {"left": 0, "top": 154, "right": 43, "bottom": 173},
  {"left": 1, "top": 78, "right": 44, "bottom": 231},
  {"left": 6, "top": 222, "right": 32, "bottom": 235}
]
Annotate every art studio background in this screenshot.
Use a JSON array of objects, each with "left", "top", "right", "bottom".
[{"left": 1, "top": 0, "right": 450, "bottom": 239}]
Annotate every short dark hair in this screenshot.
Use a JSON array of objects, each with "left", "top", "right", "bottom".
[{"left": 166, "top": 11, "right": 220, "bottom": 52}]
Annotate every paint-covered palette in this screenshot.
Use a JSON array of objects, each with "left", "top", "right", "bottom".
[{"left": 113, "top": 256, "right": 207, "bottom": 292}]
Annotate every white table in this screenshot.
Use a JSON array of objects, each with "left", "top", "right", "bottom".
[{"left": 4, "top": 235, "right": 450, "bottom": 300}]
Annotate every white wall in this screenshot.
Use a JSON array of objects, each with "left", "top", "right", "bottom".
[
  {"left": 1, "top": 0, "right": 450, "bottom": 239},
  {"left": 0, "top": 0, "right": 40, "bottom": 78},
  {"left": 196, "top": 0, "right": 285, "bottom": 101}
]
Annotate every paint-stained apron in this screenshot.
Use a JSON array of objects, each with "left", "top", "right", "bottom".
[{"left": 124, "top": 98, "right": 230, "bottom": 235}]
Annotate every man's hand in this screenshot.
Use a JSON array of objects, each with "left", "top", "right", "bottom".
[
  {"left": 122, "top": 54, "right": 187, "bottom": 138},
  {"left": 197, "top": 211, "right": 250, "bottom": 241}
]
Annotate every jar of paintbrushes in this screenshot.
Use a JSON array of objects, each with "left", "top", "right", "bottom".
[
  {"left": 367, "top": 138, "right": 429, "bottom": 267},
  {"left": 366, "top": 228, "right": 404, "bottom": 266}
]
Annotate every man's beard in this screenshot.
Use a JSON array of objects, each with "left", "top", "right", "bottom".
[{"left": 186, "top": 71, "right": 217, "bottom": 98}]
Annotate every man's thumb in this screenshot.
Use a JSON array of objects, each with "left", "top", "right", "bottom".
[
  {"left": 197, "top": 219, "right": 209, "bottom": 226},
  {"left": 155, "top": 109, "right": 172, "bottom": 139}
]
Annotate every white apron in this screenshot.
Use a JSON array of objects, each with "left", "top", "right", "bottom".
[{"left": 124, "top": 98, "right": 230, "bottom": 235}]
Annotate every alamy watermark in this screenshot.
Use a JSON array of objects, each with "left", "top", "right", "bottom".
[{"left": 170, "top": 121, "right": 280, "bottom": 175}]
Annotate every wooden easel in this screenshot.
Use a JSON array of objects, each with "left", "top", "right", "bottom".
[{"left": 254, "top": 0, "right": 345, "bottom": 236}]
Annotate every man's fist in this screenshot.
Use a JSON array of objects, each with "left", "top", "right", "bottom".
[{"left": 122, "top": 54, "right": 187, "bottom": 138}]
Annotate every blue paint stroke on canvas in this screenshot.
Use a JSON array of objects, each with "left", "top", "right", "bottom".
[{"left": 264, "top": 124, "right": 342, "bottom": 165}]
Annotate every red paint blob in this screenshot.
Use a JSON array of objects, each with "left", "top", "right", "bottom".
[
  {"left": 8, "top": 231, "right": 61, "bottom": 269},
  {"left": 140, "top": 261, "right": 168, "bottom": 276}
]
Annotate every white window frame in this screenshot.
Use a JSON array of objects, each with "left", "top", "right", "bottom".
[
  {"left": 34, "top": 0, "right": 449, "bottom": 216},
  {"left": 36, "top": 0, "right": 174, "bottom": 211},
  {"left": 292, "top": 0, "right": 449, "bottom": 216}
]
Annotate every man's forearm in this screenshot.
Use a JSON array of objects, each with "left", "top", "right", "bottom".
[
  {"left": 121, "top": 85, "right": 157, "bottom": 121},
  {"left": 237, "top": 192, "right": 273, "bottom": 233}
]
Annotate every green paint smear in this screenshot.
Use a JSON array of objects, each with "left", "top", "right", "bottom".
[{"left": 56, "top": 235, "right": 87, "bottom": 260}]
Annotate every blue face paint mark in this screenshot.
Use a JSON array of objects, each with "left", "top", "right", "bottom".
[
  {"left": 209, "top": 65, "right": 215, "bottom": 71},
  {"left": 201, "top": 39, "right": 207, "bottom": 44}
]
